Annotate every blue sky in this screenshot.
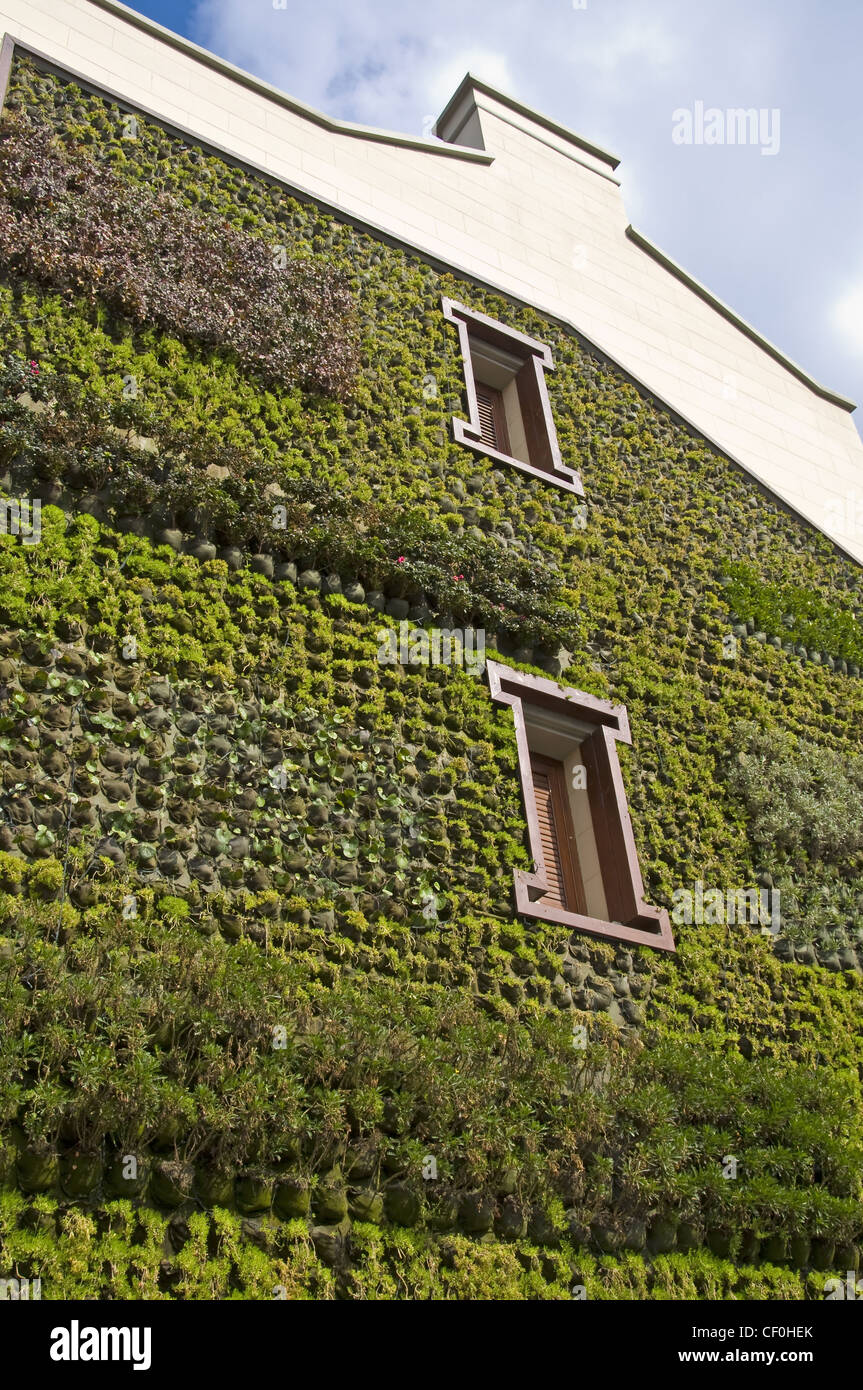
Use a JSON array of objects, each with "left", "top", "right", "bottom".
[{"left": 128, "top": 0, "right": 863, "bottom": 415}]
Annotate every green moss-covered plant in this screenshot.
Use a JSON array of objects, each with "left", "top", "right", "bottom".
[{"left": 0, "top": 54, "right": 861, "bottom": 1300}]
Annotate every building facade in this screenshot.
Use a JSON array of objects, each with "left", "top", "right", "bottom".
[{"left": 0, "top": 0, "right": 861, "bottom": 1300}]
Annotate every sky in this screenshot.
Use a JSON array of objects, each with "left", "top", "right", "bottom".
[{"left": 129, "top": 0, "right": 863, "bottom": 413}]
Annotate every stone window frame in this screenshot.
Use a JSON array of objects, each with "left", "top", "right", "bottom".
[
  {"left": 442, "top": 297, "right": 583, "bottom": 494},
  {"left": 488, "top": 660, "right": 675, "bottom": 952}
]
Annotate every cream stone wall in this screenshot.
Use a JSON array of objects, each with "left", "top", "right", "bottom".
[{"left": 2, "top": 0, "right": 861, "bottom": 563}]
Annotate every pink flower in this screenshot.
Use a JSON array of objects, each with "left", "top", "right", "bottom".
[{"left": 397, "top": 556, "right": 405, "bottom": 564}]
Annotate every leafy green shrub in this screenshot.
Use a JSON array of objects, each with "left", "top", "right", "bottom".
[
  {"left": 724, "top": 562, "right": 863, "bottom": 666},
  {"left": 0, "top": 112, "right": 358, "bottom": 397},
  {"left": 156, "top": 895, "right": 190, "bottom": 922},
  {"left": 727, "top": 720, "right": 863, "bottom": 862}
]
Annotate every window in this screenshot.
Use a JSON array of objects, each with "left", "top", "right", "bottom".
[
  {"left": 529, "top": 752, "right": 587, "bottom": 914},
  {"left": 475, "top": 382, "right": 510, "bottom": 454},
  {"left": 488, "top": 660, "right": 675, "bottom": 951},
  {"left": 442, "top": 297, "right": 583, "bottom": 493}
]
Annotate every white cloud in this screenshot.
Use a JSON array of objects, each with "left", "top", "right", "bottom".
[
  {"left": 186, "top": 0, "right": 861, "bottom": 401},
  {"left": 190, "top": 0, "right": 677, "bottom": 131},
  {"left": 425, "top": 49, "right": 514, "bottom": 112},
  {"left": 574, "top": 16, "right": 679, "bottom": 78},
  {"left": 831, "top": 282, "right": 863, "bottom": 356}
]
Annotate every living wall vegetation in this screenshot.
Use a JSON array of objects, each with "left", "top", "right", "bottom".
[{"left": 0, "top": 56, "right": 861, "bottom": 1300}]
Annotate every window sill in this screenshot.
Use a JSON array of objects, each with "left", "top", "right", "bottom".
[
  {"left": 514, "top": 873, "right": 674, "bottom": 950},
  {"left": 453, "top": 417, "right": 583, "bottom": 493}
]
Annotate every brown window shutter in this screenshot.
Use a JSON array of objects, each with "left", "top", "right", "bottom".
[
  {"left": 475, "top": 383, "right": 511, "bottom": 454},
  {"left": 530, "top": 753, "right": 586, "bottom": 914}
]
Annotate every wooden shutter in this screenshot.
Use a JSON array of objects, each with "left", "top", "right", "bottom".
[
  {"left": 530, "top": 753, "right": 587, "bottom": 913},
  {"left": 475, "top": 383, "right": 511, "bottom": 454}
]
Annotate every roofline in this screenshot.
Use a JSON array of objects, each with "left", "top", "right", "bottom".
[
  {"left": 30, "top": 4, "right": 850, "bottom": 415},
  {"left": 434, "top": 71, "right": 621, "bottom": 171},
  {"left": 626, "top": 225, "right": 857, "bottom": 413},
  {"left": 87, "top": 0, "right": 492, "bottom": 164},
  {"left": 1, "top": 36, "right": 859, "bottom": 569},
  {"left": 76, "top": 6, "right": 852, "bottom": 414}
]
